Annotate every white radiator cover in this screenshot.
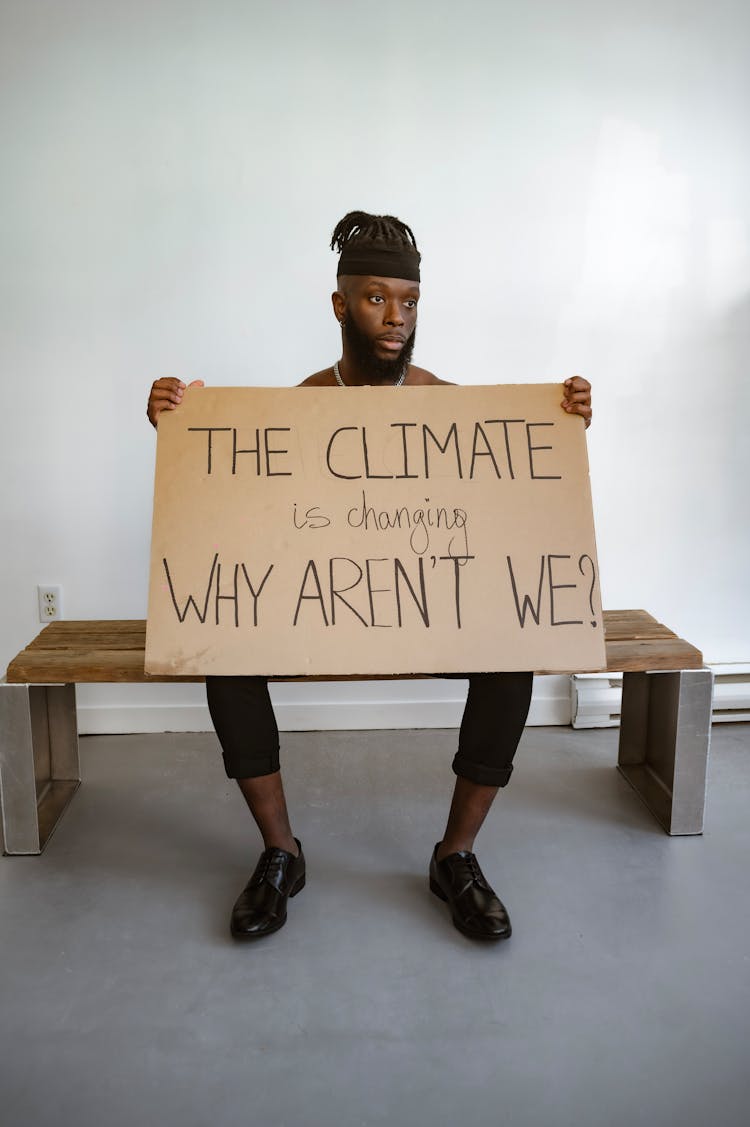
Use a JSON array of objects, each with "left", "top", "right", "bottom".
[{"left": 570, "top": 664, "right": 750, "bottom": 729}]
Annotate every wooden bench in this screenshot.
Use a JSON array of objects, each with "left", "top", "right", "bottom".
[{"left": 1, "top": 611, "right": 713, "bottom": 854}]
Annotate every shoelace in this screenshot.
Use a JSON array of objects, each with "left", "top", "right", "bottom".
[
  {"left": 466, "top": 854, "right": 483, "bottom": 882},
  {"left": 452, "top": 853, "right": 489, "bottom": 890},
  {"left": 253, "top": 849, "right": 288, "bottom": 887}
]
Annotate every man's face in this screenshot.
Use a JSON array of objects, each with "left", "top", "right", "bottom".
[{"left": 337, "top": 275, "right": 419, "bottom": 382}]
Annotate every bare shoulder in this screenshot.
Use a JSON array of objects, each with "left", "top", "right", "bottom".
[
  {"left": 298, "top": 367, "right": 335, "bottom": 387},
  {"left": 406, "top": 365, "right": 454, "bottom": 386}
]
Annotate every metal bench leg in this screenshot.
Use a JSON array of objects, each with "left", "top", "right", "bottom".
[
  {"left": 0, "top": 682, "right": 80, "bottom": 855},
  {"left": 617, "top": 669, "right": 714, "bottom": 835}
]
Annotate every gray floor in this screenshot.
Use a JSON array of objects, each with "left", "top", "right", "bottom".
[{"left": 1, "top": 724, "right": 749, "bottom": 1127}]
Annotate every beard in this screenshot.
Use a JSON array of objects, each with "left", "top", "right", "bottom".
[{"left": 342, "top": 314, "right": 416, "bottom": 384}]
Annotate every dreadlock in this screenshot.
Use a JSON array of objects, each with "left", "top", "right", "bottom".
[
  {"left": 330, "top": 211, "right": 419, "bottom": 255},
  {"left": 331, "top": 211, "right": 421, "bottom": 281}
]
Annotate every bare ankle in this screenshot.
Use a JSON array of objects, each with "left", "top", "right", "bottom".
[
  {"left": 436, "top": 839, "right": 474, "bottom": 861},
  {"left": 264, "top": 835, "right": 298, "bottom": 857}
]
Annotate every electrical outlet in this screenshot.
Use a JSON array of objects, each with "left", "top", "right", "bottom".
[{"left": 37, "top": 585, "right": 62, "bottom": 622}]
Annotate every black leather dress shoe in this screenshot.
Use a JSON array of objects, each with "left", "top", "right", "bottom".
[
  {"left": 230, "top": 839, "right": 305, "bottom": 940},
  {"left": 429, "top": 843, "right": 511, "bottom": 940}
]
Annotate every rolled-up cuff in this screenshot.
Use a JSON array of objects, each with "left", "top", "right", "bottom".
[
  {"left": 222, "top": 746, "right": 280, "bottom": 781},
  {"left": 451, "top": 754, "right": 514, "bottom": 788}
]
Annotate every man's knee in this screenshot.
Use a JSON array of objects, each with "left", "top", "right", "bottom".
[{"left": 205, "top": 675, "right": 280, "bottom": 780}]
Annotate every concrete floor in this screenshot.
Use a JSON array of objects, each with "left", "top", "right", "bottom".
[{"left": 1, "top": 723, "right": 749, "bottom": 1127}]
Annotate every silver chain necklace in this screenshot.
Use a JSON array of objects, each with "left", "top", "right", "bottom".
[{"left": 333, "top": 360, "right": 407, "bottom": 388}]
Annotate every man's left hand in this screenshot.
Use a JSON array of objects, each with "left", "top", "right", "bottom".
[{"left": 561, "top": 376, "right": 592, "bottom": 428}]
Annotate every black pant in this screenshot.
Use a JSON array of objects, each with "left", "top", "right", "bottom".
[{"left": 206, "top": 672, "right": 533, "bottom": 788}]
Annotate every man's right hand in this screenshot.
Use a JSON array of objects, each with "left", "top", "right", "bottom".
[{"left": 147, "top": 378, "right": 205, "bottom": 427}]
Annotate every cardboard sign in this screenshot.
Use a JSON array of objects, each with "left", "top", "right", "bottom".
[{"left": 145, "top": 385, "right": 606, "bottom": 676}]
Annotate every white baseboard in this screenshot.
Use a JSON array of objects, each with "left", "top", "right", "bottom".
[{"left": 77, "top": 675, "right": 572, "bottom": 734}]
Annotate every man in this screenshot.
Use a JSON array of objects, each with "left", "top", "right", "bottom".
[{"left": 147, "top": 210, "right": 592, "bottom": 943}]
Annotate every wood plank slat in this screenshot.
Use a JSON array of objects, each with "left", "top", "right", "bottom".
[
  {"left": 603, "top": 610, "right": 659, "bottom": 622},
  {"left": 30, "top": 612, "right": 674, "bottom": 638},
  {"left": 6, "top": 650, "right": 200, "bottom": 684},
  {"left": 605, "top": 638, "right": 703, "bottom": 672},
  {"left": 28, "top": 614, "right": 668, "bottom": 643},
  {"left": 601, "top": 624, "right": 678, "bottom": 642},
  {"left": 602, "top": 610, "right": 676, "bottom": 636},
  {"left": 29, "top": 620, "right": 147, "bottom": 637},
  {"left": 25, "top": 636, "right": 147, "bottom": 652},
  {"left": 602, "top": 610, "right": 657, "bottom": 627}
]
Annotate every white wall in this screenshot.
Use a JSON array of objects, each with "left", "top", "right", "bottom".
[{"left": 2, "top": 0, "right": 748, "bottom": 731}]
